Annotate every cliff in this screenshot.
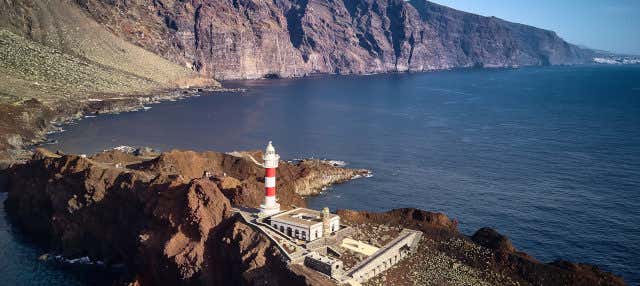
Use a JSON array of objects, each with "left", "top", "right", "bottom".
[
  {"left": 73, "top": 0, "right": 593, "bottom": 79},
  {"left": 1, "top": 148, "right": 625, "bottom": 286}
]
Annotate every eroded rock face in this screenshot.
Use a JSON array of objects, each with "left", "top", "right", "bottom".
[
  {"left": 75, "top": 0, "right": 593, "bottom": 80},
  {"left": 204, "top": 220, "right": 330, "bottom": 286},
  {"left": 137, "top": 178, "right": 233, "bottom": 284}
]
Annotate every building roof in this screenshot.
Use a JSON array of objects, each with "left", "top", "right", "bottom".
[
  {"left": 306, "top": 251, "right": 342, "bottom": 265},
  {"left": 271, "top": 207, "right": 339, "bottom": 227}
]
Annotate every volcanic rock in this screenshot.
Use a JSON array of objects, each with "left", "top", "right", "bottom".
[
  {"left": 471, "top": 227, "right": 516, "bottom": 254},
  {"left": 3, "top": 148, "right": 626, "bottom": 286},
  {"left": 2, "top": 147, "right": 366, "bottom": 285}
]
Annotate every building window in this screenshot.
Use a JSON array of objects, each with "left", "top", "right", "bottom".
[{"left": 295, "top": 229, "right": 300, "bottom": 238}]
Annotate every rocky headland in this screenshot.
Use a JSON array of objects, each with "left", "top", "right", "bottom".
[{"left": 0, "top": 148, "right": 626, "bottom": 286}]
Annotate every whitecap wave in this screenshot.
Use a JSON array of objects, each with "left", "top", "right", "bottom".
[
  {"left": 110, "top": 145, "right": 136, "bottom": 153},
  {"left": 351, "top": 171, "right": 373, "bottom": 179},
  {"left": 323, "top": 160, "right": 347, "bottom": 167}
]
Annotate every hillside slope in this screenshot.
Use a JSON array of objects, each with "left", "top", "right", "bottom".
[
  {"left": 74, "top": 0, "right": 593, "bottom": 79},
  {"left": 0, "top": 0, "right": 217, "bottom": 162}
]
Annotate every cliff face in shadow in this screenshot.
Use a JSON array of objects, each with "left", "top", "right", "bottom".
[{"left": 74, "top": 0, "right": 593, "bottom": 80}]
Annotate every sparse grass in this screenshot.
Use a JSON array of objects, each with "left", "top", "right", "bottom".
[
  {"left": 0, "top": 29, "right": 160, "bottom": 102},
  {"left": 0, "top": 0, "right": 217, "bottom": 162}
]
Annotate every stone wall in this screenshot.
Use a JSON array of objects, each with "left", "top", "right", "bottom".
[{"left": 345, "top": 229, "right": 423, "bottom": 283}]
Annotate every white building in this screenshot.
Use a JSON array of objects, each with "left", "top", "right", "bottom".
[{"left": 270, "top": 207, "right": 340, "bottom": 241}]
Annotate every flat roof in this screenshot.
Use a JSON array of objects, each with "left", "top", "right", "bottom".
[{"left": 271, "top": 207, "right": 339, "bottom": 227}]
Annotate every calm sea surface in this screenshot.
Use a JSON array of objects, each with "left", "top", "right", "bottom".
[{"left": 2, "top": 65, "right": 639, "bottom": 284}]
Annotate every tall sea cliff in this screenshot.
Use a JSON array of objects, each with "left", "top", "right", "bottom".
[{"left": 72, "top": 0, "right": 593, "bottom": 79}]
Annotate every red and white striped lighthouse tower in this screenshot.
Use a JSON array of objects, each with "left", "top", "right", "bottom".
[{"left": 260, "top": 141, "right": 281, "bottom": 216}]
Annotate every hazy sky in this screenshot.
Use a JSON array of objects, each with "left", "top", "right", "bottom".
[{"left": 431, "top": 0, "right": 640, "bottom": 55}]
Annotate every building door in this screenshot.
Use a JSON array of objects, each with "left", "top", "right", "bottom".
[{"left": 287, "top": 227, "right": 292, "bottom": 237}]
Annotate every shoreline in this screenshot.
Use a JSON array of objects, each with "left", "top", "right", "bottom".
[
  {"left": 0, "top": 84, "right": 250, "bottom": 167},
  {"left": 6, "top": 63, "right": 631, "bottom": 167}
]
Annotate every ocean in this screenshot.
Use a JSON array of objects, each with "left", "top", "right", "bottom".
[{"left": 3, "top": 65, "right": 639, "bottom": 284}]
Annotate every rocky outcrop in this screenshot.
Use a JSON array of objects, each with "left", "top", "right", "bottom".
[
  {"left": 127, "top": 149, "right": 369, "bottom": 208},
  {"left": 74, "top": 0, "right": 593, "bottom": 80},
  {"left": 467, "top": 227, "right": 626, "bottom": 286},
  {"left": 205, "top": 220, "right": 334, "bottom": 286},
  {"left": 1, "top": 147, "right": 365, "bottom": 285},
  {"left": 471, "top": 227, "right": 516, "bottom": 254},
  {"left": 338, "top": 208, "right": 458, "bottom": 239}
]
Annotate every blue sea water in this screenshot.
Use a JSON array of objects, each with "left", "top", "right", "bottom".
[{"left": 3, "top": 65, "right": 639, "bottom": 284}]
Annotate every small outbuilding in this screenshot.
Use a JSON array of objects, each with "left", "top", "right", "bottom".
[{"left": 304, "top": 252, "right": 343, "bottom": 278}]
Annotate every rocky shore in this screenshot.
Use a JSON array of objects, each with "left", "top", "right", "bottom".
[
  {"left": 0, "top": 148, "right": 626, "bottom": 286},
  {"left": 0, "top": 0, "right": 221, "bottom": 165},
  {"left": 0, "top": 86, "right": 225, "bottom": 167}
]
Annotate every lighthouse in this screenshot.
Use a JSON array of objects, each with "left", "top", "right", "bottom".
[{"left": 260, "top": 141, "right": 281, "bottom": 216}]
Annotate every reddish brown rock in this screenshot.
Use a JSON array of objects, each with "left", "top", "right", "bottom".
[
  {"left": 471, "top": 227, "right": 517, "bottom": 254},
  {"left": 129, "top": 149, "right": 368, "bottom": 209},
  {"left": 338, "top": 207, "right": 458, "bottom": 239},
  {"left": 3, "top": 149, "right": 626, "bottom": 286},
  {"left": 2, "top": 148, "right": 363, "bottom": 285}
]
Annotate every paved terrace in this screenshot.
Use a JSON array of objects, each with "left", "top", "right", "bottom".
[{"left": 342, "top": 229, "right": 423, "bottom": 284}]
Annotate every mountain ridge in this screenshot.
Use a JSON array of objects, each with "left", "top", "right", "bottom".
[{"left": 71, "top": 0, "right": 594, "bottom": 79}]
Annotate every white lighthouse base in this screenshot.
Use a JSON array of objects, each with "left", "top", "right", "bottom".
[
  {"left": 260, "top": 196, "right": 281, "bottom": 216},
  {"left": 260, "top": 203, "right": 281, "bottom": 216}
]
